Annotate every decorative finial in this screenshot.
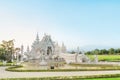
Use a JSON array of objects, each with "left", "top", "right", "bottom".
[
  {"left": 36, "top": 32, "right": 39, "bottom": 41},
  {"left": 77, "top": 46, "right": 79, "bottom": 53},
  {"left": 62, "top": 42, "right": 64, "bottom": 46},
  {"left": 21, "top": 44, "right": 24, "bottom": 54}
]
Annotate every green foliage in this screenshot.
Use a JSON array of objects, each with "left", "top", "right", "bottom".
[
  {"left": 0, "top": 48, "right": 6, "bottom": 60},
  {"left": 85, "top": 48, "right": 120, "bottom": 55},
  {"left": 1, "top": 74, "right": 120, "bottom": 80},
  {"left": 0, "top": 61, "right": 15, "bottom": 66},
  {"left": 70, "top": 51, "right": 76, "bottom": 54},
  {"left": 86, "top": 77, "right": 120, "bottom": 80},
  {"left": 0, "top": 40, "right": 20, "bottom": 62},
  {"left": 109, "top": 48, "right": 115, "bottom": 55}
]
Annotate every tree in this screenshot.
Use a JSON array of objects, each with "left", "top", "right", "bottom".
[
  {"left": 101, "top": 49, "right": 108, "bottom": 55},
  {"left": 0, "top": 47, "right": 6, "bottom": 60},
  {"left": 108, "top": 48, "right": 115, "bottom": 55},
  {"left": 94, "top": 49, "right": 99, "bottom": 55},
  {"left": 115, "top": 48, "right": 120, "bottom": 54},
  {"left": 85, "top": 48, "right": 120, "bottom": 55},
  {"left": 71, "top": 51, "right": 76, "bottom": 54},
  {"left": 0, "top": 40, "right": 17, "bottom": 62},
  {"left": 85, "top": 51, "right": 92, "bottom": 55}
]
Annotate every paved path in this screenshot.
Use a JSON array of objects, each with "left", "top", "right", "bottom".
[{"left": 0, "top": 67, "right": 120, "bottom": 78}]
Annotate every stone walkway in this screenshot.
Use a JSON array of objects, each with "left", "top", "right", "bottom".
[{"left": 0, "top": 67, "right": 120, "bottom": 78}]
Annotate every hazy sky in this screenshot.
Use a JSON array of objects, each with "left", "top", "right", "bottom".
[{"left": 0, "top": 0, "right": 120, "bottom": 51}]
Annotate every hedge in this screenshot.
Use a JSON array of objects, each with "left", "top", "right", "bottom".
[
  {"left": 1, "top": 74, "right": 120, "bottom": 80},
  {"left": 6, "top": 65, "right": 120, "bottom": 72}
]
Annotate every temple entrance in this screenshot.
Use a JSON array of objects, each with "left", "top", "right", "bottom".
[{"left": 47, "top": 46, "right": 52, "bottom": 55}]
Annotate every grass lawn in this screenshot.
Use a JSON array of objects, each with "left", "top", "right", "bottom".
[
  {"left": 1, "top": 77, "right": 120, "bottom": 80},
  {"left": 0, "top": 61, "right": 15, "bottom": 66},
  {"left": 87, "top": 55, "right": 120, "bottom": 61},
  {"left": 1, "top": 74, "right": 120, "bottom": 80},
  {"left": 86, "top": 77, "right": 120, "bottom": 80}
]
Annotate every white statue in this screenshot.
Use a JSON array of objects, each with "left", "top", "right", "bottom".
[
  {"left": 20, "top": 45, "right": 24, "bottom": 62},
  {"left": 94, "top": 55, "right": 98, "bottom": 63}
]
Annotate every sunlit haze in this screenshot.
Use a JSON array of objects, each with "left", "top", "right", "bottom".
[{"left": 0, "top": 0, "right": 120, "bottom": 51}]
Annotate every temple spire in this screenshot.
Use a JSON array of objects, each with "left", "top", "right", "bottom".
[
  {"left": 27, "top": 45, "right": 30, "bottom": 53},
  {"left": 61, "top": 42, "right": 66, "bottom": 53},
  {"left": 21, "top": 44, "right": 24, "bottom": 54},
  {"left": 36, "top": 32, "right": 39, "bottom": 41},
  {"left": 77, "top": 46, "right": 79, "bottom": 54}
]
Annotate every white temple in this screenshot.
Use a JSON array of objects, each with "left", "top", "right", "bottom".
[{"left": 20, "top": 33, "right": 90, "bottom": 66}]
